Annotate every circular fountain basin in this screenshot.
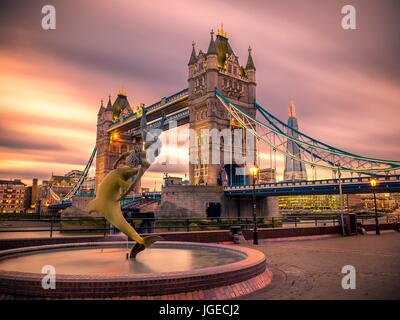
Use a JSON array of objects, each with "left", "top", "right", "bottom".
[{"left": 0, "top": 241, "right": 268, "bottom": 299}]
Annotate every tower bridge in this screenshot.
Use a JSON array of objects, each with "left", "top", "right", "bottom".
[{"left": 47, "top": 26, "right": 400, "bottom": 219}]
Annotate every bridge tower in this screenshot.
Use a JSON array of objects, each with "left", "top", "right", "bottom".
[
  {"left": 187, "top": 26, "right": 257, "bottom": 185},
  {"left": 95, "top": 90, "right": 135, "bottom": 191}
]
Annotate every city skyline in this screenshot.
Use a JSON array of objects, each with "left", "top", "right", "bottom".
[{"left": 1, "top": 0, "right": 400, "bottom": 188}]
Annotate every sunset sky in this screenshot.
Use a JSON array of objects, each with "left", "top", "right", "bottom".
[{"left": 0, "top": 0, "right": 399, "bottom": 189}]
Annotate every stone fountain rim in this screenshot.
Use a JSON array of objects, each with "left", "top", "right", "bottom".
[{"left": 0, "top": 241, "right": 266, "bottom": 281}]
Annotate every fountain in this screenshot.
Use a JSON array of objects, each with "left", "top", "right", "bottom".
[{"left": 0, "top": 241, "right": 269, "bottom": 299}]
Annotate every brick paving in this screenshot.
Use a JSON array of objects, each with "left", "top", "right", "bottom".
[
  {"left": 2, "top": 231, "right": 399, "bottom": 300},
  {"left": 239, "top": 231, "right": 400, "bottom": 300}
]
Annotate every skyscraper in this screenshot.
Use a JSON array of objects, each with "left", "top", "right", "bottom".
[{"left": 283, "top": 101, "right": 307, "bottom": 181}]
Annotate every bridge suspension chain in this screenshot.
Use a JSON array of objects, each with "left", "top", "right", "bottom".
[
  {"left": 48, "top": 147, "right": 97, "bottom": 201},
  {"left": 215, "top": 89, "right": 400, "bottom": 175}
]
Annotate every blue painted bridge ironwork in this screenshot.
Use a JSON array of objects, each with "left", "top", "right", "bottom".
[{"left": 224, "top": 175, "right": 400, "bottom": 197}]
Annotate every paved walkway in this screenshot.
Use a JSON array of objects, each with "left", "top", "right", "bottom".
[{"left": 239, "top": 231, "right": 400, "bottom": 300}]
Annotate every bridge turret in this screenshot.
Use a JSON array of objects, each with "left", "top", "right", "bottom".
[
  {"left": 97, "top": 99, "right": 105, "bottom": 116},
  {"left": 103, "top": 95, "right": 114, "bottom": 122},
  {"left": 246, "top": 46, "right": 256, "bottom": 103},
  {"left": 206, "top": 30, "right": 218, "bottom": 93},
  {"left": 188, "top": 41, "right": 197, "bottom": 79},
  {"left": 207, "top": 30, "right": 217, "bottom": 56},
  {"left": 95, "top": 92, "right": 134, "bottom": 192},
  {"left": 112, "top": 89, "right": 133, "bottom": 121},
  {"left": 188, "top": 41, "right": 197, "bottom": 66}
]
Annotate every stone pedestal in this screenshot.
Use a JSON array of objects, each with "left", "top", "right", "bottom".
[
  {"left": 156, "top": 185, "right": 280, "bottom": 219},
  {"left": 60, "top": 196, "right": 105, "bottom": 232},
  {"left": 156, "top": 185, "right": 225, "bottom": 218},
  {"left": 224, "top": 196, "right": 280, "bottom": 218}
]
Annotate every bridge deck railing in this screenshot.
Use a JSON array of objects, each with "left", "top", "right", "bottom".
[{"left": 224, "top": 174, "right": 400, "bottom": 191}]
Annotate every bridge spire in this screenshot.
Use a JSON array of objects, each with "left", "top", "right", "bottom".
[
  {"left": 246, "top": 46, "right": 256, "bottom": 71},
  {"left": 105, "top": 94, "right": 113, "bottom": 111},
  {"left": 289, "top": 100, "right": 296, "bottom": 117},
  {"left": 188, "top": 41, "right": 197, "bottom": 65},
  {"left": 118, "top": 88, "right": 127, "bottom": 97},
  {"left": 217, "top": 23, "right": 227, "bottom": 38},
  {"left": 97, "top": 99, "right": 105, "bottom": 115},
  {"left": 207, "top": 29, "right": 217, "bottom": 55}
]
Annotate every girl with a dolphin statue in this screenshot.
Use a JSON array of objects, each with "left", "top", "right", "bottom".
[{"left": 87, "top": 107, "right": 166, "bottom": 258}]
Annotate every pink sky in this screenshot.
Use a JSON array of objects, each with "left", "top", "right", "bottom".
[{"left": 0, "top": 0, "right": 399, "bottom": 188}]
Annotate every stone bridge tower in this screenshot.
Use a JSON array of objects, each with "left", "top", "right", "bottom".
[
  {"left": 188, "top": 26, "right": 257, "bottom": 185},
  {"left": 95, "top": 90, "right": 134, "bottom": 191}
]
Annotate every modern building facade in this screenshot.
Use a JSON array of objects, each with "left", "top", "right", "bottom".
[
  {"left": 278, "top": 193, "right": 400, "bottom": 213},
  {"left": 258, "top": 168, "right": 276, "bottom": 183},
  {"left": 65, "top": 170, "right": 83, "bottom": 182},
  {"left": 279, "top": 194, "right": 341, "bottom": 213}
]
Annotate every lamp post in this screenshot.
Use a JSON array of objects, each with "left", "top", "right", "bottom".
[
  {"left": 370, "top": 178, "right": 380, "bottom": 235},
  {"left": 337, "top": 164, "right": 345, "bottom": 236},
  {"left": 250, "top": 165, "right": 259, "bottom": 245}
]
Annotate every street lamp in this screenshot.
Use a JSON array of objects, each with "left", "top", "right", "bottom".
[
  {"left": 111, "top": 131, "right": 120, "bottom": 142},
  {"left": 250, "top": 165, "right": 259, "bottom": 245},
  {"left": 370, "top": 178, "right": 380, "bottom": 235}
]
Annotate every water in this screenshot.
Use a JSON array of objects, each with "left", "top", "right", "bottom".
[{"left": 0, "top": 245, "right": 245, "bottom": 275}]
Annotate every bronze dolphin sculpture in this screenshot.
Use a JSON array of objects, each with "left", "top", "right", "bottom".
[{"left": 87, "top": 167, "right": 162, "bottom": 258}]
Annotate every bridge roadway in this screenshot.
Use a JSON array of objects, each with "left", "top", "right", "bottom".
[
  {"left": 49, "top": 176, "right": 400, "bottom": 210},
  {"left": 107, "top": 88, "right": 189, "bottom": 135},
  {"left": 48, "top": 192, "right": 161, "bottom": 210},
  {"left": 224, "top": 175, "right": 400, "bottom": 197}
]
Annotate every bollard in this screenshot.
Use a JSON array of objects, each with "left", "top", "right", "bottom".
[{"left": 50, "top": 215, "right": 54, "bottom": 239}]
